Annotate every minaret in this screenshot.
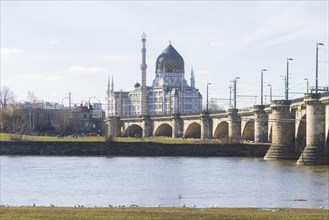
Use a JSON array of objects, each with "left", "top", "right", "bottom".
[
  {"left": 111, "top": 75, "right": 114, "bottom": 116},
  {"left": 111, "top": 75, "right": 114, "bottom": 94},
  {"left": 190, "top": 66, "right": 195, "bottom": 88},
  {"left": 106, "top": 76, "right": 110, "bottom": 117},
  {"left": 107, "top": 75, "right": 110, "bottom": 97},
  {"left": 140, "top": 32, "right": 148, "bottom": 115}
]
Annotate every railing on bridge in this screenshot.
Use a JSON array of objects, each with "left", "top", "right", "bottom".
[
  {"left": 310, "top": 86, "right": 329, "bottom": 93},
  {"left": 114, "top": 92, "right": 329, "bottom": 119}
]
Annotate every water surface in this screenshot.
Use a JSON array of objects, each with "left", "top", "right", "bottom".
[{"left": 1, "top": 156, "right": 328, "bottom": 208}]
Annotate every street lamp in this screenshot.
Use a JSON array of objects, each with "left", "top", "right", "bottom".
[
  {"left": 233, "top": 77, "right": 240, "bottom": 109},
  {"left": 315, "top": 43, "right": 324, "bottom": 93},
  {"left": 229, "top": 85, "right": 232, "bottom": 108},
  {"left": 304, "top": 78, "right": 309, "bottom": 93},
  {"left": 267, "top": 84, "right": 272, "bottom": 102},
  {"left": 206, "top": 83, "right": 211, "bottom": 112},
  {"left": 62, "top": 96, "right": 69, "bottom": 107},
  {"left": 286, "top": 58, "right": 293, "bottom": 100},
  {"left": 89, "top": 96, "right": 101, "bottom": 106},
  {"left": 261, "top": 69, "right": 267, "bottom": 105}
]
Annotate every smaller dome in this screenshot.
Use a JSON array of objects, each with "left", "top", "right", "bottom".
[{"left": 134, "top": 82, "right": 141, "bottom": 88}]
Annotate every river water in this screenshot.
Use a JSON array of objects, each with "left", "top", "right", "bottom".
[{"left": 0, "top": 156, "right": 328, "bottom": 208}]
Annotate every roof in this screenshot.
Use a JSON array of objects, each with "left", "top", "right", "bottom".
[
  {"left": 156, "top": 43, "right": 184, "bottom": 72},
  {"left": 72, "top": 106, "right": 90, "bottom": 113}
]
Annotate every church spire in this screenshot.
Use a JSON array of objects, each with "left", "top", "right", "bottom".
[{"left": 190, "top": 66, "right": 195, "bottom": 88}]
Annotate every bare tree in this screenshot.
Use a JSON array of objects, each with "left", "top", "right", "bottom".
[
  {"left": 0, "top": 107, "right": 29, "bottom": 134},
  {"left": 208, "top": 100, "right": 225, "bottom": 112},
  {"left": 52, "top": 109, "right": 78, "bottom": 134},
  {"left": 27, "top": 91, "right": 39, "bottom": 103},
  {"left": 0, "top": 87, "right": 15, "bottom": 109}
]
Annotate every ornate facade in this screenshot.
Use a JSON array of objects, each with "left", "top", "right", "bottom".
[{"left": 106, "top": 33, "right": 202, "bottom": 118}]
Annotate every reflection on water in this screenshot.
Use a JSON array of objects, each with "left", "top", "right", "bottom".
[{"left": 0, "top": 156, "right": 328, "bottom": 208}]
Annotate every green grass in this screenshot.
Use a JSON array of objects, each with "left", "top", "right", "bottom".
[
  {"left": 0, "top": 133, "right": 188, "bottom": 143},
  {"left": 0, "top": 132, "right": 267, "bottom": 145},
  {"left": 0, "top": 133, "right": 106, "bottom": 142},
  {"left": 0, "top": 207, "right": 328, "bottom": 220}
]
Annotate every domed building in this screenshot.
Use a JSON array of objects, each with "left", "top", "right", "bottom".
[{"left": 107, "top": 34, "right": 202, "bottom": 117}]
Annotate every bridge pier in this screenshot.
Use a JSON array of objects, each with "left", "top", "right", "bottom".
[
  {"left": 143, "top": 115, "right": 153, "bottom": 138},
  {"left": 322, "top": 96, "right": 329, "bottom": 153},
  {"left": 201, "top": 111, "right": 213, "bottom": 139},
  {"left": 172, "top": 114, "right": 183, "bottom": 138},
  {"left": 264, "top": 100, "right": 299, "bottom": 160},
  {"left": 297, "top": 94, "right": 329, "bottom": 165},
  {"left": 253, "top": 105, "right": 268, "bottom": 142},
  {"left": 228, "top": 109, "right": 241, "bottom": 140},
  {"left": 105, "top": 116, "right": 122, "bottom": 139}
]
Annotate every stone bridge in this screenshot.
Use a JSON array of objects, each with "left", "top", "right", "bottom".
[{"left": 106, "top": 93, "right": 329, "bottom": 165}]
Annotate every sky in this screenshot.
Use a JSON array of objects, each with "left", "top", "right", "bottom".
[{"left": 1, "top": 0, "right": 328, "bottom": 109}]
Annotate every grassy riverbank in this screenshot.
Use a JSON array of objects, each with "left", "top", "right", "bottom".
[
  {"left": 0, "top": 132, "right": 248, "bottom": 145},
  {"left": 0, "top": 132, "right": 191, "bottom": 143},
  {"left": 0, "top": 207, "right": 328, "bottom": 220}
]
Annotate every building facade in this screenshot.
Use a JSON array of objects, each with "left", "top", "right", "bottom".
[{"left": 107, "top": 33, "right": 202, "bottom": 118}]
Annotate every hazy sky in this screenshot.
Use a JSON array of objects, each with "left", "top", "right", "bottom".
[{"left": 1, "top": 1, "right": 328, "bottom": 108}]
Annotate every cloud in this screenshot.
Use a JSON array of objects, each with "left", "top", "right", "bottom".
[
  {"left": 101, "top": 55, "right": 139, "bottom": 63},
  {"left": 196, "top": 70, "right": 212, "bottom": 75},
  {"left": 209, "top": 41, "right": 223, "bottom": 47},
  {"left": 48, "top": 38, "right": 59, "bottom": 45},
  {"left": 232, "top": 4, "right": 324, "bottom": 49},
  {"left": 1, "top": 47, "right": 24, "bottom": 55},
  {"left": 20, "top": 73, "right": 64, "bottom": 81},
  {"left": 66, "top": 65, "right": 108, "bottom": 75}
]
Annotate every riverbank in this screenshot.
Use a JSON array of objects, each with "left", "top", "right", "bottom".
[
  {"left": 0, "top": 206, "right": 328, "bottom": 220},
  {"left": 0, "top": 141, "right": 270, "bottom": 157}
]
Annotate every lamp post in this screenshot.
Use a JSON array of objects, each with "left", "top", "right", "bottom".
[
  {"left": 89, "top": 96, "right": 102, "bottom": 118},
  {"left": 315, "top": 43, "right": 324, "bottom": 93},
  {"left": 267, "top": 84, "right": 272, "bottom": 102},
  {"left": 62, "top": 96, "right": 69, "bottom": 107},
  {"left": 62, "top": 93, "right": 71, "bottom": 110},
  {"left": 206, "top": 83, "right": 211, "bottom": 112},
  {"left": 229, "top": 85, "right": 232, "bottom": 108},
  {"left": 261, "top": 69, "right": 267, "bottom": 105},
  {"left": 304, "top": 78, "right": 309, "bottom": 93},
  {"left": 286, "top": 58, "right": 293, "bottom": 100},
  {"left": 233, "top": 77, "right": 240, "bottom": 109}
]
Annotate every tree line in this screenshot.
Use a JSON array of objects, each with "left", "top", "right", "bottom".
[{"left": 0, "top": 87, "right": 78, "bottom": 136}]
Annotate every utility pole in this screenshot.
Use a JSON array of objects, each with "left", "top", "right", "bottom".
[
  {"left": 229, "top": 85, "right": 232, "bottom": 108},
  {"left": 233, "top": 77, "right": 240, "bottom": 109},
  {"left": 261, "top": 69, "right": 267, "bottom": 105},
  {"left": 206, "top": 83, "right": 211, "bottom": 112},
  {"left": 286, "top": 58, "right": 293, "bottom": 100},
  {"left": 267, "top": 84, "right": 272, "bottom": 102},
  {"left": 304, "top": 78, "right": 309, "bottom": 93},
  {"left": 68, "top": 92, "right": 71, "bottom": 111},
  {"left": 315, "top": 43, "right": 324, "bottom": 93}
]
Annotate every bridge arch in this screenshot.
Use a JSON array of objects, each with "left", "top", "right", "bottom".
[
  {"left": 124, "top": 124, "right": 143, "bottom": 137},
  {"left": 326, "top": 131, "right": 329, "bottom": 151},
  {"left": 154, "top": 123, "right": 172, "bottom": 137},
  {"left": 295, "top": 114, "right": 306, "bottom": 153},
  {"left": 184, "top": 122, "right": 201, "bottom": 139},
  {"left": 214, "top": 121, "right": 229, "bottom": 139},
  {"left": 268, "top": 126, "right": 272, "bottom": 143},
  {"left": 242, "top": 120, "right": 254, "bottom": 141}
]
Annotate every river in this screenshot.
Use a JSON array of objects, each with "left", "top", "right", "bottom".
[{"left": 0, "top": 156, "right": 328, "bottom": 208}]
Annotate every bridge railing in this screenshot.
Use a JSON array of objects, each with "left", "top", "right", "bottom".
[{"left": 115, "top": 92, "right": 329, "bottom": 120}]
